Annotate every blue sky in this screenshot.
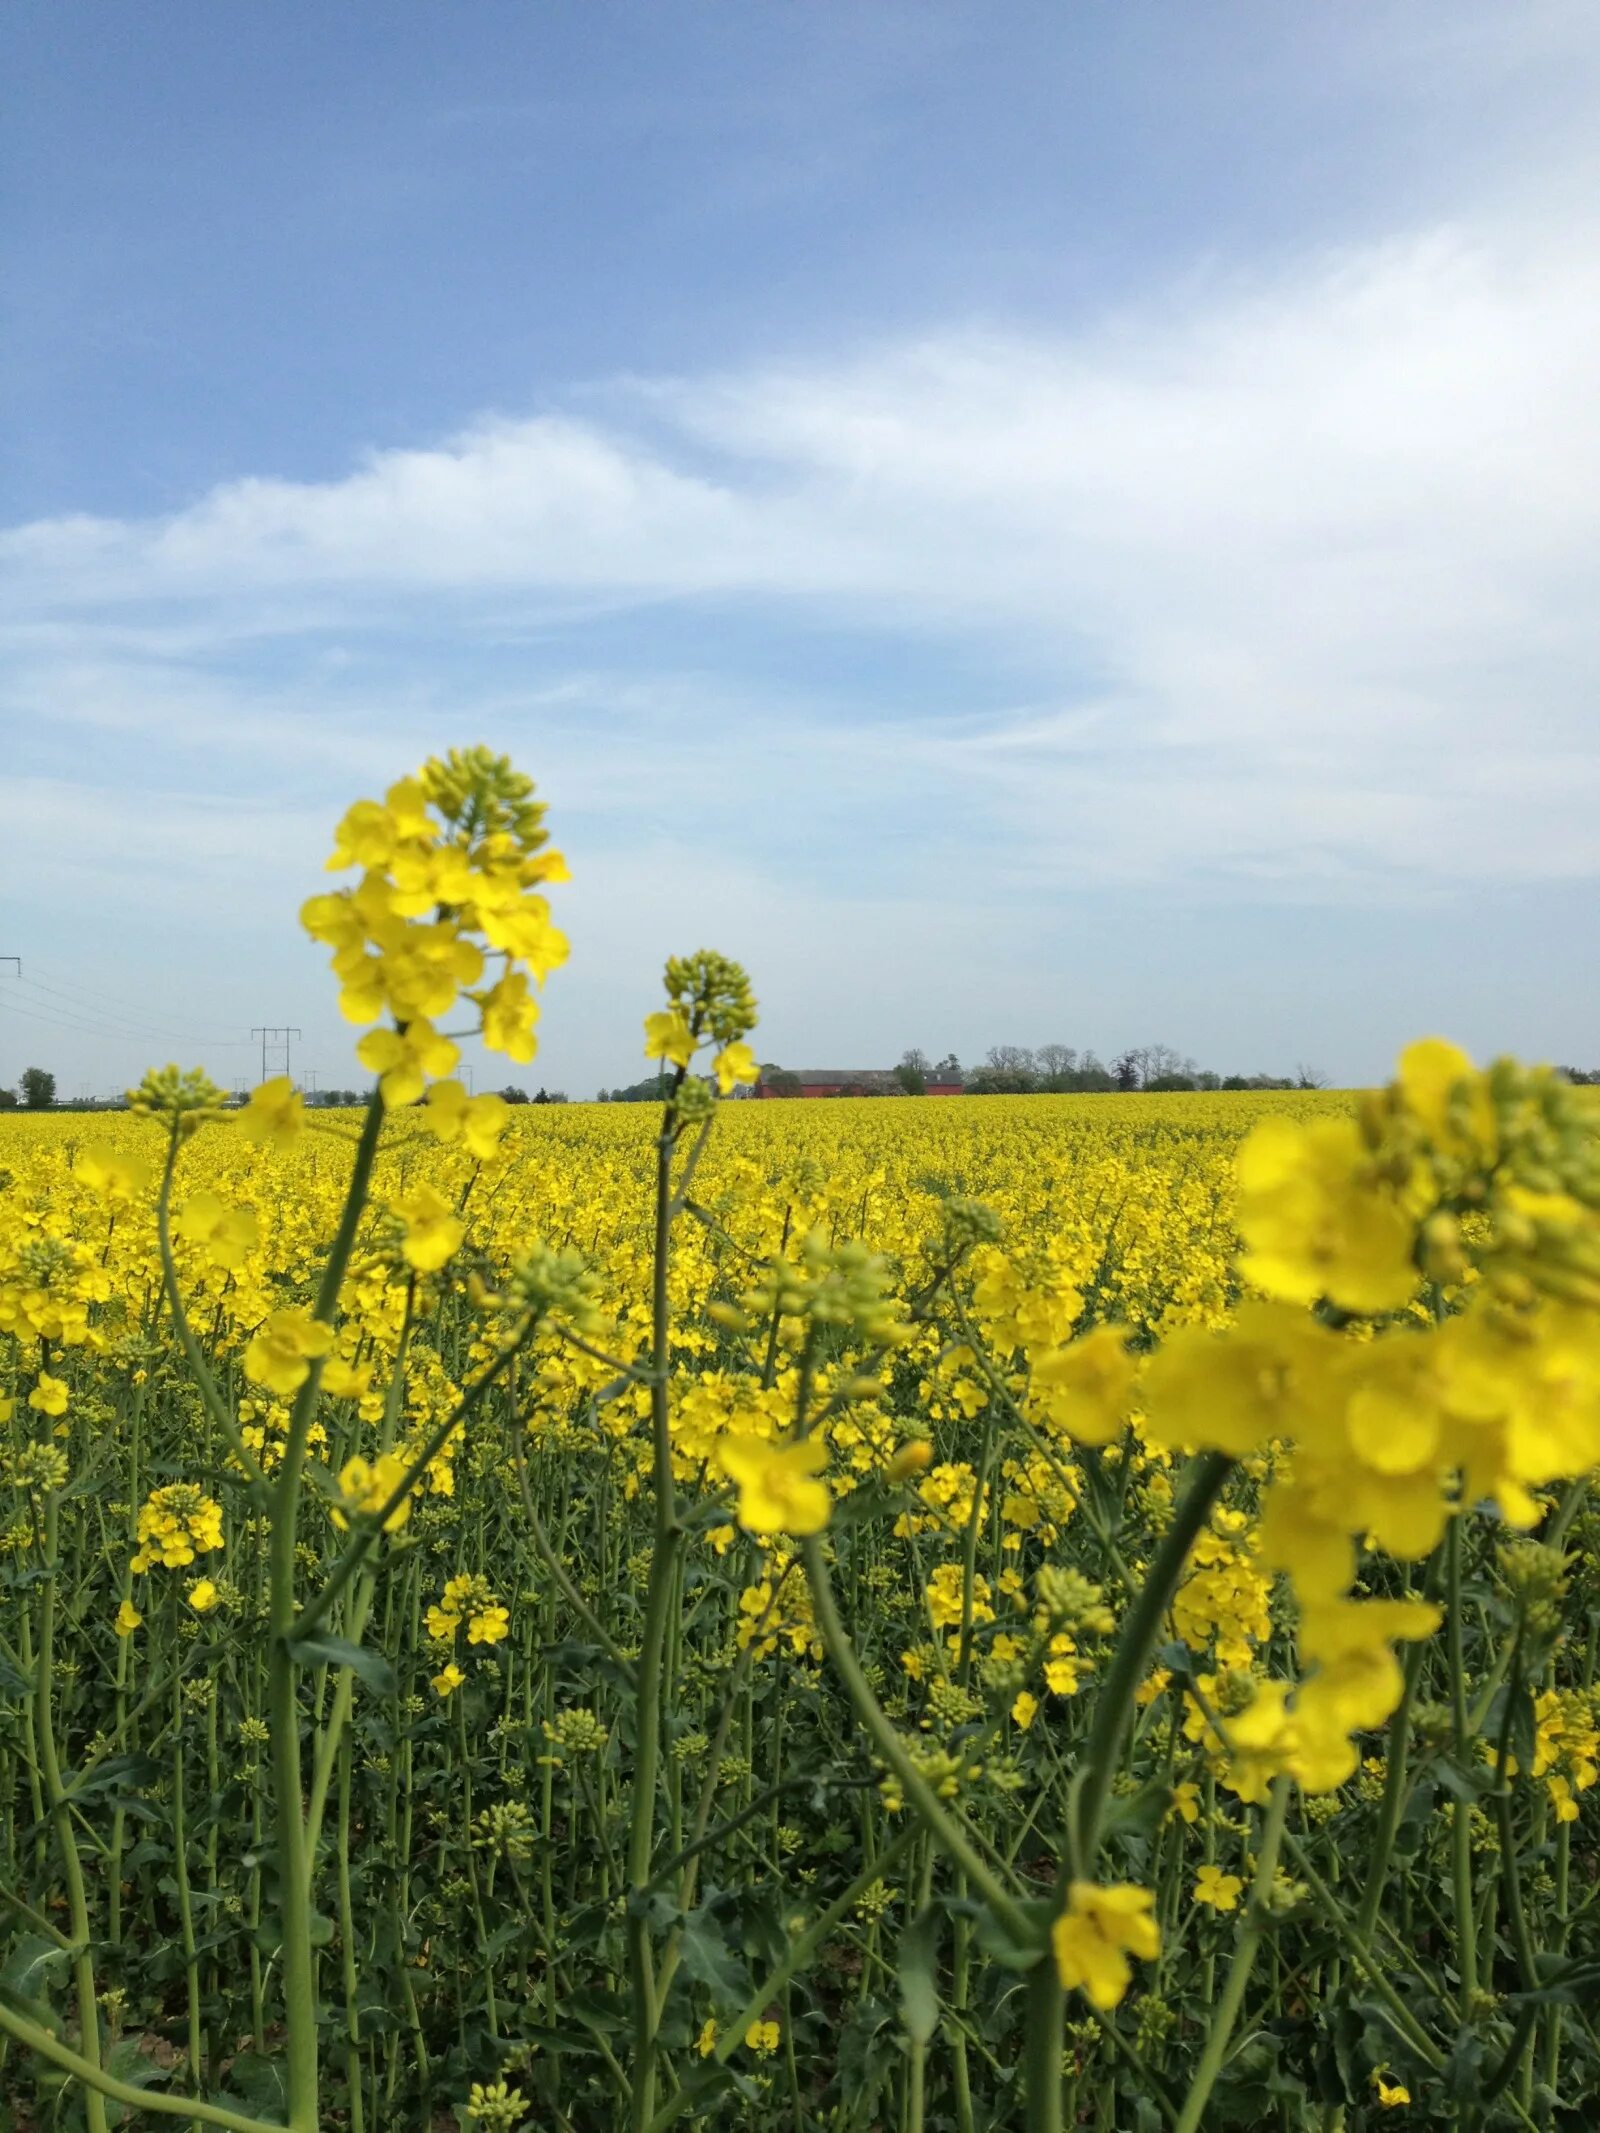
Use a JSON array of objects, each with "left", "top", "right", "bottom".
[{"left": 3, "top": 1, "right": 1598, "bottom": 1097}]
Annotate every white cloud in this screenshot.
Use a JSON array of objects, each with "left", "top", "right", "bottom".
[{"left": 6, "top": 203, "right": 1599, "bottom": 1018}]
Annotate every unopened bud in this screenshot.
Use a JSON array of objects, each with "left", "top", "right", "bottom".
[
  {"left": 885, "top": 1440, "right": 933, "bottom": 1484},
  {"left": 1420, "top": 1212, "right": 1467, "bottom": 1285}
]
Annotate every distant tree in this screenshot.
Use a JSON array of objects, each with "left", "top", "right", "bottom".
[
  {"left": 967, "top": 1050, "right": 1039, "bottom": 1095},
  {"left": 985, "top": 1045, "right": 1037, "bottom": 1078},
  {"left": 20, "top": 1067, "right": 55, "bottom": 1110},
  {"left": 1074, "top": 1050, "right": 1114, "bottom": 1092},
  {"left": 1112, "top": 1051, "right": 1142, "bottom": 1092},
  {"left": 0, "top": 1087, "right": 17, "bottom": 1110},
  {"left": 1195, "top": 1070, "right": 1222, "bottom": 1091},
  {"left": 608, "top": 1073, "right": 673, "bottom": 1102},
  {"left": 766, "top": 1069, "right": 803, "bottom": 1098},
  {"left": 501, "top": 1085, "right": 530, "bottom": 1103},
  {"left": 1558, "top": 1066, "right": 1598, "bottom": 1085},
  {"left": 1134, "top": 1043, "right": 1194, "bottom": 1086},
  {"left": 895, "top": 1049, "right": 928, "bottom": 1095},
  {"left": 1146, "top": 1072, "right": 1198, "bottom": 1092},
  {"left": 1036, "top": 1044, "right": 1078, "bottom": 1089},
  {"left": 1294, "top": 1063, "right": 1330, "bottom": 1089},
  {"left": 934, "top": 1054, "right": 961, "bottom": 1079}
]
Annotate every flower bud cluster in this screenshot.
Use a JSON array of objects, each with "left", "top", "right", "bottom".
[
  {"left": 301, "top": 749, "right": 568, "bottom": 1103},
  {"left": 126, "top": 1064, "right": 226, "bottom": 1137}
]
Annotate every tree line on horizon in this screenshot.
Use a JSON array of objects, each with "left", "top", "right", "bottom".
[
  {"left": 0, "top": 1070, "right": 569, "bottom": 1113},
  {"left": 6, "top": 1053, "right": 1598, "bottom": 1113},
  {"left": 900, "top": 1043, "right": 1329, "bottom": 1094},
  {"left": 598, "top": 1047, "right": 1600, "bottom": 1101}
]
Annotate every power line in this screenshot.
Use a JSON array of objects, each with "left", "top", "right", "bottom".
[
  {"left": 252, "top": 1026, "right": 303, "bottom": 1082},
  {"left": 16, "top": 964, "right": 253, "bottom": 1046},
  {"left": 6, "top": 985, "right": 251, "bottom": 1051},
  {"left": 1, "top": 961, "right": 257, "bottom": 1069},
  {"left": 0, "top": 994, "right": 148, "bottom": 1040}
]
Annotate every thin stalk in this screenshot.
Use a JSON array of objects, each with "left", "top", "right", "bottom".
[
  {"left": 1445, "top": 1513, "right": 1478, "bottom": 2012},
  {"left": 801, "top": 1536, "right": 1030, "bottom": 1942},
  {"left": 1171, "top": 1777, "right": 1292, "bottom": 2133},
  {"left": 1354, "top": 1631, "right": 1428, "bottom": 1943},
  {"left": 267, "top": 1083, "right": 385, "bottom": 2132},
  {"left": 1071, "top": 1451, "right": 1234, "bottom": 1873},
  {"left": 33, "top": 1492, "right": 111, "bottom": 2133},
  {"left": 0, "top": 2000, "right": 282, "bottom": 2133},
  {"left": 627, "top": 1085, "right": 687, "bottom": 2133}
]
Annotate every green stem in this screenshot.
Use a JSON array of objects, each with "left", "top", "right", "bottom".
[
  {"left": 267, "top": 1084, "right": 385, "bottom": 2132},
  {"left": 627, "top": 1091, "right": 686, "bottom": 2133},
  {"left": 33, "top": 1493, "right": 111, "bottom": 2133},
  {"left": 1445, "top": 1514, "right": 1478, "bottom": 2013},
  {"left": 801, "top": 1536, "right": 1030, "bottom": 1942},
  {"left": 1171, "top": 1777, "right": 1292, "bottom": 2133},
  {"left": 0, "top": 1999, "right": 282, "bottom": 2133},
  {"left": 712, "top": 1821, "right": 922, "bottom": 2067},
  {"left": 1071, "top": 1450, "right": 1234, "bottom": 1874},
  {"left": 337, "top": 1737, "right": 364, "bottom": 2133},
  {"left": 1280, "top": 1832, "right": 1445, "bottom": 2070},
  {"left": 155, "top": 1131, "right": 267, "bottom": 1490},
  {"left": 1354, "top": 1630, "right": 1428, "bottom": 1943},
  {"left": 1022, "top": 1953, "right": 1065, "bottom": 2133},
  {"left": 171, "top": 1660, "right": 204, "bottom": 2088}
]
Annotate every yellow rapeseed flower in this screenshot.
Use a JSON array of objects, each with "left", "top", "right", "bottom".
[
  {"left": 719, "top": 1435, "right": 831, "bottom": 1537},
  {"left": 643, "top": 1008, "right": 695, "bottom": 1070},
  {"left": 174, "top": 1191, "right": 259, "bottom": 1269},
  {"left": 1051, "top": 1882, "right": 1161, "bottom": 2010},
  {"left": 1236, "top": 1114, "right": 1419, "bottom": 1314},
  {"left": 392, "top": 1184, "right": 466, "bottom": 1273},
  {"left": 1192, "top": 1865, "right": 1243, "bottom": 1912},
  {"left": 244, "top": 1308, "right": 336, "bottom": 1396},
  {"left": 357, "top": 1018, "right": 461, "bottom": 1108},
  {"left": 29, "top": 1372, "right": 69, "bottom": 1417},
  {"left": 235, "top": 1077, "right": 306, "bottom": 1152}
]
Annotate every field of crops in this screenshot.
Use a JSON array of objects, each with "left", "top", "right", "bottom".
[{"left": 2, "top": 751, "right": 1597, "bottom": 2133}]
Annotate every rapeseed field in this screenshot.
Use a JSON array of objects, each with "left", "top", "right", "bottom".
[{"left": 2, "top": 750, "right": 1596, "bottom": 2133}]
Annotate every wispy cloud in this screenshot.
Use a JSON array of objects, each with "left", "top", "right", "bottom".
[
  {"left": 10, "top": 211, "right": 1600, "bottom": 902},
  {"left": 5, "top": 167, "right": 1600, "bottom": 1092}
]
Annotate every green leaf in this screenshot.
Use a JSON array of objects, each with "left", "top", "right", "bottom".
[
  {"left": 898, "top": 1906, "right": 941, "bottom": 2045},
  {"left": 285, "top": 1627, "right": 397, "bottom": 1696},
  {"left": 105, "top": 2038, "right": 169, "bottom": 2093},
  {"left": 1099, "top": 1775, "right": 1172, "bottom": 1842},
  {"left": 967, "top": 1897, "right": 1049, "bottom": 1973},
  {"left": 506, "top": 2022, "right": 604, "bottom": 2057},
  {"left": 827, "top": 1483, "right": 893, "bottom": 1531},
  {"left": 0, "top": 1932, "right": 71, "bottom": 2019},
  {"left": 837, "top": 1996, "right": 897, "bottom": 2114},
  {"left": 64, "top": 1753, "right": 160, "bottom": 1805},
  {"left": 222, "top": 2050, "right": 290, "bottom": 2116},
  {"left": 676, "top": 1906, "right": 751, "bottom": 2012},
  {"left": 1508, "top": 1958, "right": 1600, "bottom": 2008},
  {"left": 1433, "top": 1755, "right": 1496, "bottom": 1804}
]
